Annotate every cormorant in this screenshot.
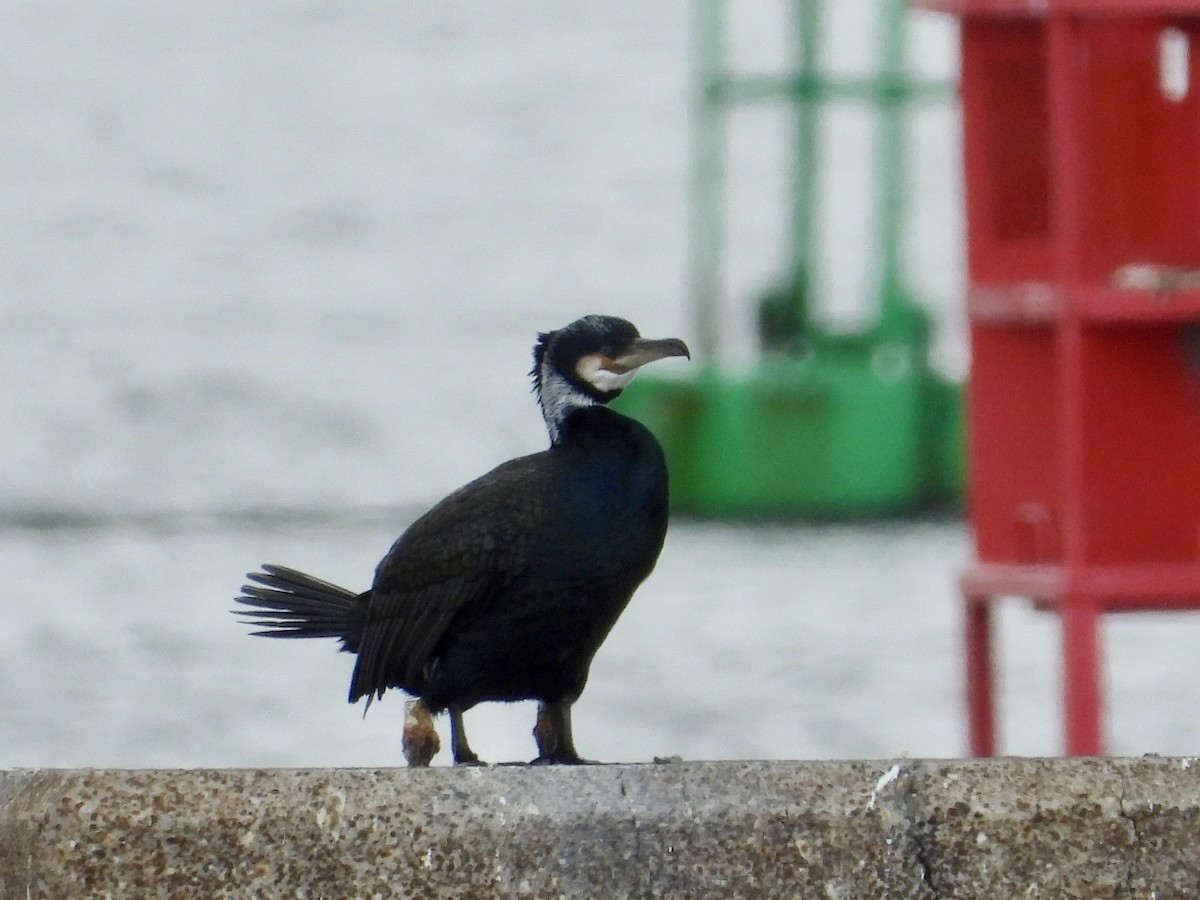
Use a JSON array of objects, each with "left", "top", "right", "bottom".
[{"left": 235, "top": 315, "right": 689, "bottom": 765}]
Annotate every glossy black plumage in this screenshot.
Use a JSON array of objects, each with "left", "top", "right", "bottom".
[{"left": 235, "top": 315, "right": 689, "bottom": 764}]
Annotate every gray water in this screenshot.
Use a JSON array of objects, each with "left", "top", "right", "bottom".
[{"left": 5, "top": 2, "right": 1200, "bottom": 768}]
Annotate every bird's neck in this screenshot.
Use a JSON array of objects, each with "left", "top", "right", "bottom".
[{"left": 536, "top": 364, "right": 601, "bottom": 446}]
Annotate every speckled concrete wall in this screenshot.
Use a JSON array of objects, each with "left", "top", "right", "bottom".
[{"left": 1, "top": 758, "right": 1198, "bottom": 898}]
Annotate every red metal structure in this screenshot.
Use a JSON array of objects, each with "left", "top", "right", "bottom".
[{"left": 922, "top": 0, "right": 1200, "bottom": 754}]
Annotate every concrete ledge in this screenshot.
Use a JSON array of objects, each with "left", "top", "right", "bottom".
[{"left": 2, "top": 758, "right": 1199, "bottom": 897}]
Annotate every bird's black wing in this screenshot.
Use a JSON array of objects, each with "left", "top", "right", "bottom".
[{"left": 348, "top": 452, "right": 554, "bottom": 702}]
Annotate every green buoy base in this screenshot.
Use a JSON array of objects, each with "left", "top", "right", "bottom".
[{"left": 614, "top": 353, "right": 964, "bottom": 519}]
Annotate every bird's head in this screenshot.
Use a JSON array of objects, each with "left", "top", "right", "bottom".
[{"left": 531, "top": 314, "right": 690, "bottom": 444}]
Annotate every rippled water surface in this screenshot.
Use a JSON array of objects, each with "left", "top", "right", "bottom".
[{"left": 5, "top": 2, "right": 1200, "bottom": 767}]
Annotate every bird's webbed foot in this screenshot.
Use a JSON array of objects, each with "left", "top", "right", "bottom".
[{"left": 528, "top": 751, "right": 597, "bottom": 766}]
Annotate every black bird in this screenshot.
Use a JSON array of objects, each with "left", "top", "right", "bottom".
[{"left": 235, "top": 315, "right": 690, "bottom": 765}]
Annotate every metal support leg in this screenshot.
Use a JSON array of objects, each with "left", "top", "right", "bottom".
[
  {"left": 1061, "top": 597, "right": 1103, "bottom": 755},
  {"left": 964, "top": 593, "right": 997, "bottom": 756}
]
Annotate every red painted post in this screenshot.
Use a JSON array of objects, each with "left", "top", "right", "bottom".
[
  {"left": 1061, "top": 598, "right": 1102, "bottom": 756},
  {"left": 964, "top": 595, "right": 996, "bottom": 756}
]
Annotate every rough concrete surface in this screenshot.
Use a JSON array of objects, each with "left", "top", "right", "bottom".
[{"left": 1, "top": 758, "right": 1198, "bottom": 898}]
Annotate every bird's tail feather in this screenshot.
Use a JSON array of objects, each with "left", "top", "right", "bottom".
[{"left": 234, "top": 564, "right": 364, "bottom": 651}]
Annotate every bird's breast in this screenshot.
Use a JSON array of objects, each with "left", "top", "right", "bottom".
[{"left": 540, "top": 448, "right": 667, "bottom": 581}]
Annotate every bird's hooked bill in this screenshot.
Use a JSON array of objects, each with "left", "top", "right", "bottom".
[{"left": 605, "top": 337, "right": 691, "bottom": 374}]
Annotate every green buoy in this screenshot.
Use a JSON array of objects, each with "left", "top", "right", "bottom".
[{"left": 616, "top": 0, "right": 964, "bottom": 518}]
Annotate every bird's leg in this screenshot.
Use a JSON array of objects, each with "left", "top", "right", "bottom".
[
  {"left": 449, "top": 706, "right": 484, "bottom": 765},
  {"left": 532, "top": 701, "right": 559, "bottom": 757},
  {"left": 530, "top": 700, "right": 592, "bottom": 765},
  {"left": 402, "top": 699, "right": 440, "bottom": 767}
]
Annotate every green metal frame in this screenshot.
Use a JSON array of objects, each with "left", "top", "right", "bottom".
[
  {"left": 693, "top": 0, "right": 951, "bottom": 355},
  {"left": 618, "top": 0, "right": 964, "bottom": 518}
]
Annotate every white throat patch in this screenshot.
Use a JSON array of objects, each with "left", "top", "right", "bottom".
[
  {"left": 536, "top": 353, "right": 639, "bottom": 445},
  {"left": 575, "top": 353, "right": 638, "bottom": 393}
]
